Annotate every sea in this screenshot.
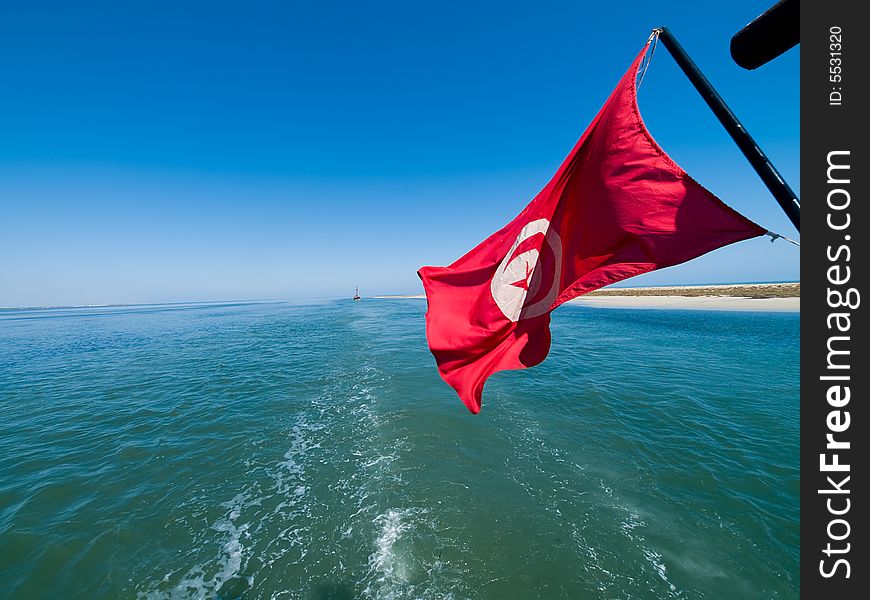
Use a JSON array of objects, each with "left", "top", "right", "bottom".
[{"left": 0, "top": 299, "right": 799, "bottom": 599}]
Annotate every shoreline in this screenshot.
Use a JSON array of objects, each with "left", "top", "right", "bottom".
[
  {"left": 567, "top": 295, "right": 799, "bottom": 312},
  {"left": 374, "top": 282, "right": 800, "bottom": 312},
  {"left": 585, "top": 282, "right": 799, "bottom": 298}
]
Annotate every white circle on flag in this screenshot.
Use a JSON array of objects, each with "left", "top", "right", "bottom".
[{"left": 490, "top": 218, "right": 563, "bottom": 322}]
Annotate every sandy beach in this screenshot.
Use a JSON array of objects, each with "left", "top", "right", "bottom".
[
  {"left": 569, "top": 295, "right": 799, "bottom": 311},
  {"left": 571, "top": 282, "right": 799, "bottom": 312},
  {"left": 375, "top": 283, "right": 800, "bottom": 312}
]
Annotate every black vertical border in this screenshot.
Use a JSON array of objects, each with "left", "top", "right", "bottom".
[{"left": 801, "top": 0, "right": 867, "bottom": 595}]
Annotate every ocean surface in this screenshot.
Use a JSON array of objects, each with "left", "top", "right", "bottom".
[{"left": 0, "top": 299, "right": 799, "bottom": 599}]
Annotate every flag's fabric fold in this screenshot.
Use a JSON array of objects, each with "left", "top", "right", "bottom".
[{"left": 418, "top": 43, "right": 766, "bottom": 413}]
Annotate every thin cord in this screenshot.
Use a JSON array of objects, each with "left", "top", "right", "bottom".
[
  {"left": 766, "top": 231, "right": 800, "bottom": 247},
  {"left": 637, "top": 29, "right": 662, "bottom": 89}
]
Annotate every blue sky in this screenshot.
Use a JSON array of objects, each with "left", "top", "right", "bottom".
[{"left": 0, "top": 1, "right": 798, "bottom": 307}]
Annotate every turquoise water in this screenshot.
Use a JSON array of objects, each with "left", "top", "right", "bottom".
[{"left": 0, "top": 300, "right": 799, "bottom": 599}]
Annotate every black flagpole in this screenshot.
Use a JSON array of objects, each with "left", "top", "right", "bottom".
[{"left": 654, "top": 27, "right": 800, "bottom": 232}]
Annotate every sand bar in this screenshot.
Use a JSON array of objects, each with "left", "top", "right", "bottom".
[
  {"left": 572, "top": 282, "right": 799, "bottom": 312},
  {"left": 375, "top": 283, "right": 800, "bottom": 312},
  {"left": 585, "top": 282, "right": 799, "bottom": 298}
]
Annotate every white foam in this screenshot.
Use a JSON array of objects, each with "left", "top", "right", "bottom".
[
  {"left": 143, "top": 496, "right": 252, "bottom": 600},
  {"left": 362, "top": 509, "right": 416, "bottom": 600},
  {"left": 141, "top": 414, "right": 320, "bottom": 599},
  {"left": 642, "top": 548, "right": 679, "bottom": 595},
  {"left": 371, "top": 509, "right": 411, "bottom": 583},
  {"left": 621, "top": 511, "right": 645, "bottom": 533}
]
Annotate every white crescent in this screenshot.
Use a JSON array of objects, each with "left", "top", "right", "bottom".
[{"left": 490, "top": 218, "right": 563, "bottom": 322}]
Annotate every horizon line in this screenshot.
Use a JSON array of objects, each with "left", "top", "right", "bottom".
[{"left": 0, "top": 279, "right": 801, "bottom": 311}]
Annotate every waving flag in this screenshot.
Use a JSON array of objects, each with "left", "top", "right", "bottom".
[{"left": 418, "top": 43, "right": 766, "bottom": 413}]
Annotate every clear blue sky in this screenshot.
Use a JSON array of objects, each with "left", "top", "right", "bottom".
[{"left": 0, "top": 1, "right": 799, "bottom": 307}]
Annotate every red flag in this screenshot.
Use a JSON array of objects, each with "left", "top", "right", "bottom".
[{"left": 417, "top": 43, "right": 767, "bottom": 414}]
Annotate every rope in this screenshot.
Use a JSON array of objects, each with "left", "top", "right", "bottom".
[
  {"left": 637, "top": 29, "right": 662, "bottom": 89},
  {"left": 766, "top": 231, "right": 800, "bottom": 247}
]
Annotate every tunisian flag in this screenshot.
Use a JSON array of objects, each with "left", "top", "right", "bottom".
[{"left": 417, "top": 43, "right": 767, "bottom": 414}]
